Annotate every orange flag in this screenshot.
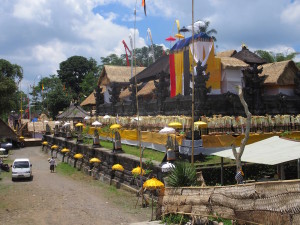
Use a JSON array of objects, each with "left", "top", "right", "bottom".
[{"left": 142, "top": 0, "right": 146, "bottom": 16}]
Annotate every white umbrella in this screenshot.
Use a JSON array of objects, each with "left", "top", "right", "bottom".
[
  {"left": 131, "top": 117, "right": 142, "bottom": 122},
  {"left": 84, "top": 116, "right": 91, "bottom": 120},
  {"left": 5, "top": 143, "right": 12, "bottom": 147},
  {"left": 103, "top": 115, "right": 111, "bottom": 119},
  {"left": 161, "top": 162, "right": 175, "bottom": 172},
  {"left": 54, "top": 121, "right": 60, "bottom": 125},
  {"left": 159, "top": 127, "right": 175, "bottom": 134},
  {"left": 0, "top": 148, "right": 6, "bottom": 152},
  {"left": 63, "top": 122, "right": 71, "bottom": 127},
  {"left": 44, "top": 120, "right": 49, "bottom": 123},
  {"left": 92, "top": 121, "right": 102, "bottom": 126}
]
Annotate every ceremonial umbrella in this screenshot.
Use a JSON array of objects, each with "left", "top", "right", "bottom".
[
  {"left": 165, "top": 35, "right": 176, "bottom": 48},
  {"left": 175, "top": 33, "right": 184, "bottom": 39},
  {"left": 194, "top": 121, "right": 208, "bottom": 128},
  {"left": 92, "top": 121, "right": 102, "bottom": 127},
  {"left": 168, "top": 122, "right": 182, "bottom": 129},
  {"left": 61, "top": 147, "right": 70, "bottom": 153},
  {"left": 159, "top": 127, "right": 175, "bottom": 134},
  {"left": 110, "top": 124, "right": 121, "bottom": 130},
  {"left": 55, "top": 121, "right": 60, "bottom": 125},
  {"left": 143, "top": 177, "right": 165, "bottom": 221},
  {"left": 51, "top": 145, "right": 58, "bottom": 149},
  {"left": 161, "top": 162, "right": 175, "bottom": 173},
  {"left": 75, "top": 122, "right": 84, "bottom": 127},
  {"left": 179, "top": 26, "right": 189, "bottom": 33},
  {"left": 63, "top": 122, "right": 70, "bottom": 127},
  {"left": 74, "top": 153, "right": 83, "bottom": 159},
  {"left": 42, "top": 141, "right": 48, "bottom": 146},
  {"left": 112, "top": 164, "right": 124, "bottom": 172},
  {"left": 132, "top": 166, "right": 145, "bottom": 176},
  {"left": 89, "top": 157, "right": 101, "bottom": 163},
  {"left": 84, "top": 116, "right": 91, "bottom": 120},
  {"left": 103, "top": 115, "right": 111, "bottom": 119}
]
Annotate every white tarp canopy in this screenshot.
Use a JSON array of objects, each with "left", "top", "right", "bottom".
[{"left": 201, "top": 136, "right": 300, "bottom": 165}]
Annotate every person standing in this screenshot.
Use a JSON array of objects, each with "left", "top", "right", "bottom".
[{"left": 49, "top": 157, "right": 56, "bottom": 173}]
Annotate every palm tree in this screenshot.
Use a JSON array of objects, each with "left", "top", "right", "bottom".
[{"left": 196, "top": 20, "right": 217, "bottom": 42}]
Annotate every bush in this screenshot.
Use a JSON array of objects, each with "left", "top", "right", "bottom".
[
  {"left": 161, "top": 213, "right": 189, "bottom": 225},
  {"left": 167, "top": 162, "right": 199, "bottom": 187}
]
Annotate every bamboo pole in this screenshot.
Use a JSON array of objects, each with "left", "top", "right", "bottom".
[{"left": 191, "top": 0, "right": 195, "bottom": 165}]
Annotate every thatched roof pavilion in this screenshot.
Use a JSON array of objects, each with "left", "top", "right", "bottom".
[
  {"left": 80, "top": 91, "right": 96, "bottom": 107},
  {"left": 0, "top": 118, "right": 17, "bottom": 140},
  {"left": 217, "top": 57, "right": 249, "bottom": 69},
  {"left": 233, "top": 46, "right": 266, "bottom": 65},
  {"left": 56, "top": 103, "right": 89, "bottom": 121},
  {"left": 216, "top": 50, "right": 237, "bottom": 58}
]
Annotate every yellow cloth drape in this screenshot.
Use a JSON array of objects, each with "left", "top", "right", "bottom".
[{"left": 174, "top": 51, "right": 184, "bottom": 95}]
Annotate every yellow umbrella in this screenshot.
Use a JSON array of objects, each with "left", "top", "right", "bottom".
[
  {"left": 112, "top": 164, "right": 124, "bottom": 172},
  {"left": 75, "top": 122, "right": 84, "bottom": 127},
  {"left": 175, "top": 33, "right": 184, "bottom": 39},
  {"left": 194, "top": 121, "right": 208, "bottom": 128},
  {"left": 110, "top": 124, "right": 122, "bottom": 129},
  {"left": 143, "top": 177, "right": 165, "bottom": 221},
  {"left": 132, "top": 166, "right": 145, "bottom": 175},
  {"left": 51, "top": 145, "right": 58, "bottom": 149},
  {"left": 89, "top": 157, "right": 101, "bottom": 163},
  {"left": 42, "top": 141, "right": 48, "bottom": 146},
  {"left": 143, "top": 177, "right": 165, "bottom": 190},
  {"left": 74, "top": 153, "right": 83, "bottom": 159},
  {"left": 61, "top": 148, "right": 70, "bottom": 153},
  {"left": 168, "top": 122, "right": 182, "bottom": 129}
]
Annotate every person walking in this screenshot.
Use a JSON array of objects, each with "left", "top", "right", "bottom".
[{"left": 49, "top": 157, "right": 56, "bottom": 173}]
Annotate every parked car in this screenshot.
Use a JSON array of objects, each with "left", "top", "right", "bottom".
[{"left": 11, "top": 158, "right": 33, "bottom": 181}]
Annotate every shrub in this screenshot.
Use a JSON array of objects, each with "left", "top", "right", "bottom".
[{"left": 167, "top": 162, "right": 199, "bottom": 187}]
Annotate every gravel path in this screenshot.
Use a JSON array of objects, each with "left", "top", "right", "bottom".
[{"left": 0, "top": 146, "right": 151, "bottom": 225}]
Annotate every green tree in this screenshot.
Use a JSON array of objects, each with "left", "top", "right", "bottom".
[
  {"left": 196, "top": 20, "right": 217, "bottom": 42},
  {"left": 0, "top": 59, "right": 23, "bottom": 119},
  {"left": 57, "top": 56, "right": 96, "bottom": 98},
  {"left": 100, "top": 54, "right": 126, "bottom": 66},
  {"left": 255, "top": 50, "right": 297, "bottom": 63}
]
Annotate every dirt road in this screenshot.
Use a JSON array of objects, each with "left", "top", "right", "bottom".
[{"left": 0, "top": 146, "right": 151, "bottom": 225}]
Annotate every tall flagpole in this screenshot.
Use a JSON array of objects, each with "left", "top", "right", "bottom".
[
  {"left": 191, "top": 0, "right": 195, "bottom": 165},
  {"left": 134, "top": 0, "right": 143, "bottom": 207}
]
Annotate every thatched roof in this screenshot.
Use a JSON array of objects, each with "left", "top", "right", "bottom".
[
  {"left": 119, "top": 80, "right": 157, "bottom": 100},
  {"left": 138, "top": 80, "right": 156, "bottom": 96},
  {"left": 119, "top": 87, "right": 131, "bottom": 100},
  {"left": 216, "top": 50, "right": 237, "bottom": 58},
  {"left": 131, "top": 55, "right": 170, "bottom": 83},
  {"left": 233, "top": 46, "right": 266, "bottom": 65},
  {"left": 56, "top": 103, "right": 89, "bottom": 120},
  {"left": 217, "top": 57, "right": 249, "bottom": 69},
  {"left": 98, "top": 65, "right": 145, "bottom": 86},
  {"left": 80, "top": 91, "right": 96, "bottom": 106},
  {"left": 259, "top": 60, "right": 299, "bottom": 85},
  {"left": 0, "top": 118, "right": 17, "bottom": 139}
]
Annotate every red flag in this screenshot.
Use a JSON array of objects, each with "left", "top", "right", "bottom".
[
  {"left": 142, "top": 0, "right": 146, "bottom": 16},
  {"left": 169, "top": 54, "right": 176, "bottom": 97}
]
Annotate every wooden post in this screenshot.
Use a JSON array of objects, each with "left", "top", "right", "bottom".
[
  {"left": 221, "top": 157, "right": 224, "bottom": 185},
  {"left": 280, "top": 163, "right": 285, "bottom": 180},
  {"left": 298, "top": 159, "right": 300, "bottom": 179}
]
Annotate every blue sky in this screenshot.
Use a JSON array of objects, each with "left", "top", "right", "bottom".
[{"left": 0, "top": 0, "right": 299, "bottom": 93}]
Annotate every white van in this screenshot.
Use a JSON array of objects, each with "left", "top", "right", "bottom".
[{"left": 11, "top": 158, "right": 32, "bottom": 181}]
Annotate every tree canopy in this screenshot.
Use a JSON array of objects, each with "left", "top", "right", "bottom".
[
  {"left": 254, "top": 50, "right": 297, "bottom": 63},
  {"left": 196, "top": 20, "right": 217, "bottom": 42},
  {"left": 0, "top": 59, "right": 23, "bottom": 119},
  {"left": 57, "top": 56, "right": 98, "bottom": 98}
]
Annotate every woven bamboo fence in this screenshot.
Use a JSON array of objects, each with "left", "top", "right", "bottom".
[{"left": 159, "top": 179, "right": 300, "bottom": 224}]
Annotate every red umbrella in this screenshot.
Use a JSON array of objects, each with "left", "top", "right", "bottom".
[{"left": 165, "top": 36, "right": 176, "bottom": 49}]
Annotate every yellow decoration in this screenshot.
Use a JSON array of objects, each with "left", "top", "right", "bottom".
[
  {"left": 175, "top": 33, "right": 184, "bottom": 39},
  {"left": 74, "top": 153, "right": 83, "bottom": 159},
  {"left": 61, "top": 148, "right": 70, "bottom": 153},
  {"left": 174, "top": 51, "right": 184, "bottom": 95},
  {"left": 19, "top": 136, "right": 24, "bottom": 139},
  {"left": 110, "top": 124, "right": 122, "bottom": 129},
  {"left": 132, "top": 166, "right": 145, "bottom": 175},
  {"left": 75, "top": 122, "right": 84, "bottom": 127},
  {"left": 51, "top": 145, "right": 58, "bottom": 149},
  {"left": 42, "top": 141, "right": 48, "bottom": 145},
  {"left": 112, "top": 164, "right": 124, "bottom": 172},
  {"left": 194, "top": 121, "right": 208, "bottom": 128},
  {"left": 168, "top": 122, "right": 182, "bottom": 129},
  {"left": 89, "top": 157, "right": 101, "bottom": 163},
  {"left": 143, "top": 177, "right": 164, "bottom": 190}
]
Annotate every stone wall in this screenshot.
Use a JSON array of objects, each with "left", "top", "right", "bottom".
[
  {"left": 159, "top": 180, "right": 300, "bottom": 224},
  {"left": 43, "top": 135, "right": 163, "bottom": 192}
]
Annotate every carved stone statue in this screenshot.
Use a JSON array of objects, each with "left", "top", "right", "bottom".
[
  {"left": 93, "top": 129, "right": 100, "bottom": 147},
  {"left": 294, "top": 71, "right": 300, "bottom": 96},
  {"left": 154, "top": 71, "right": 170, "bottom": 114},
  {"left": 94, "top": 86, "right": 104, "bottom": 116},
  {"left": 113, "top": 130, "right": 122, "bottom": 151},
  {"left": 54, "top": 125, "right": 59, "bottom": 137},
  {"left": 242, "top": 64, "right": 267, "bottom": 114},
  {"left": 45, "top": 124, "right": 51, "bottom": 135},
  {"left": 66, "top": 125, "right": 72, "bottom": 139},
  {"left": 108, "top": 82, "right": 121, "bottom": 115}
]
